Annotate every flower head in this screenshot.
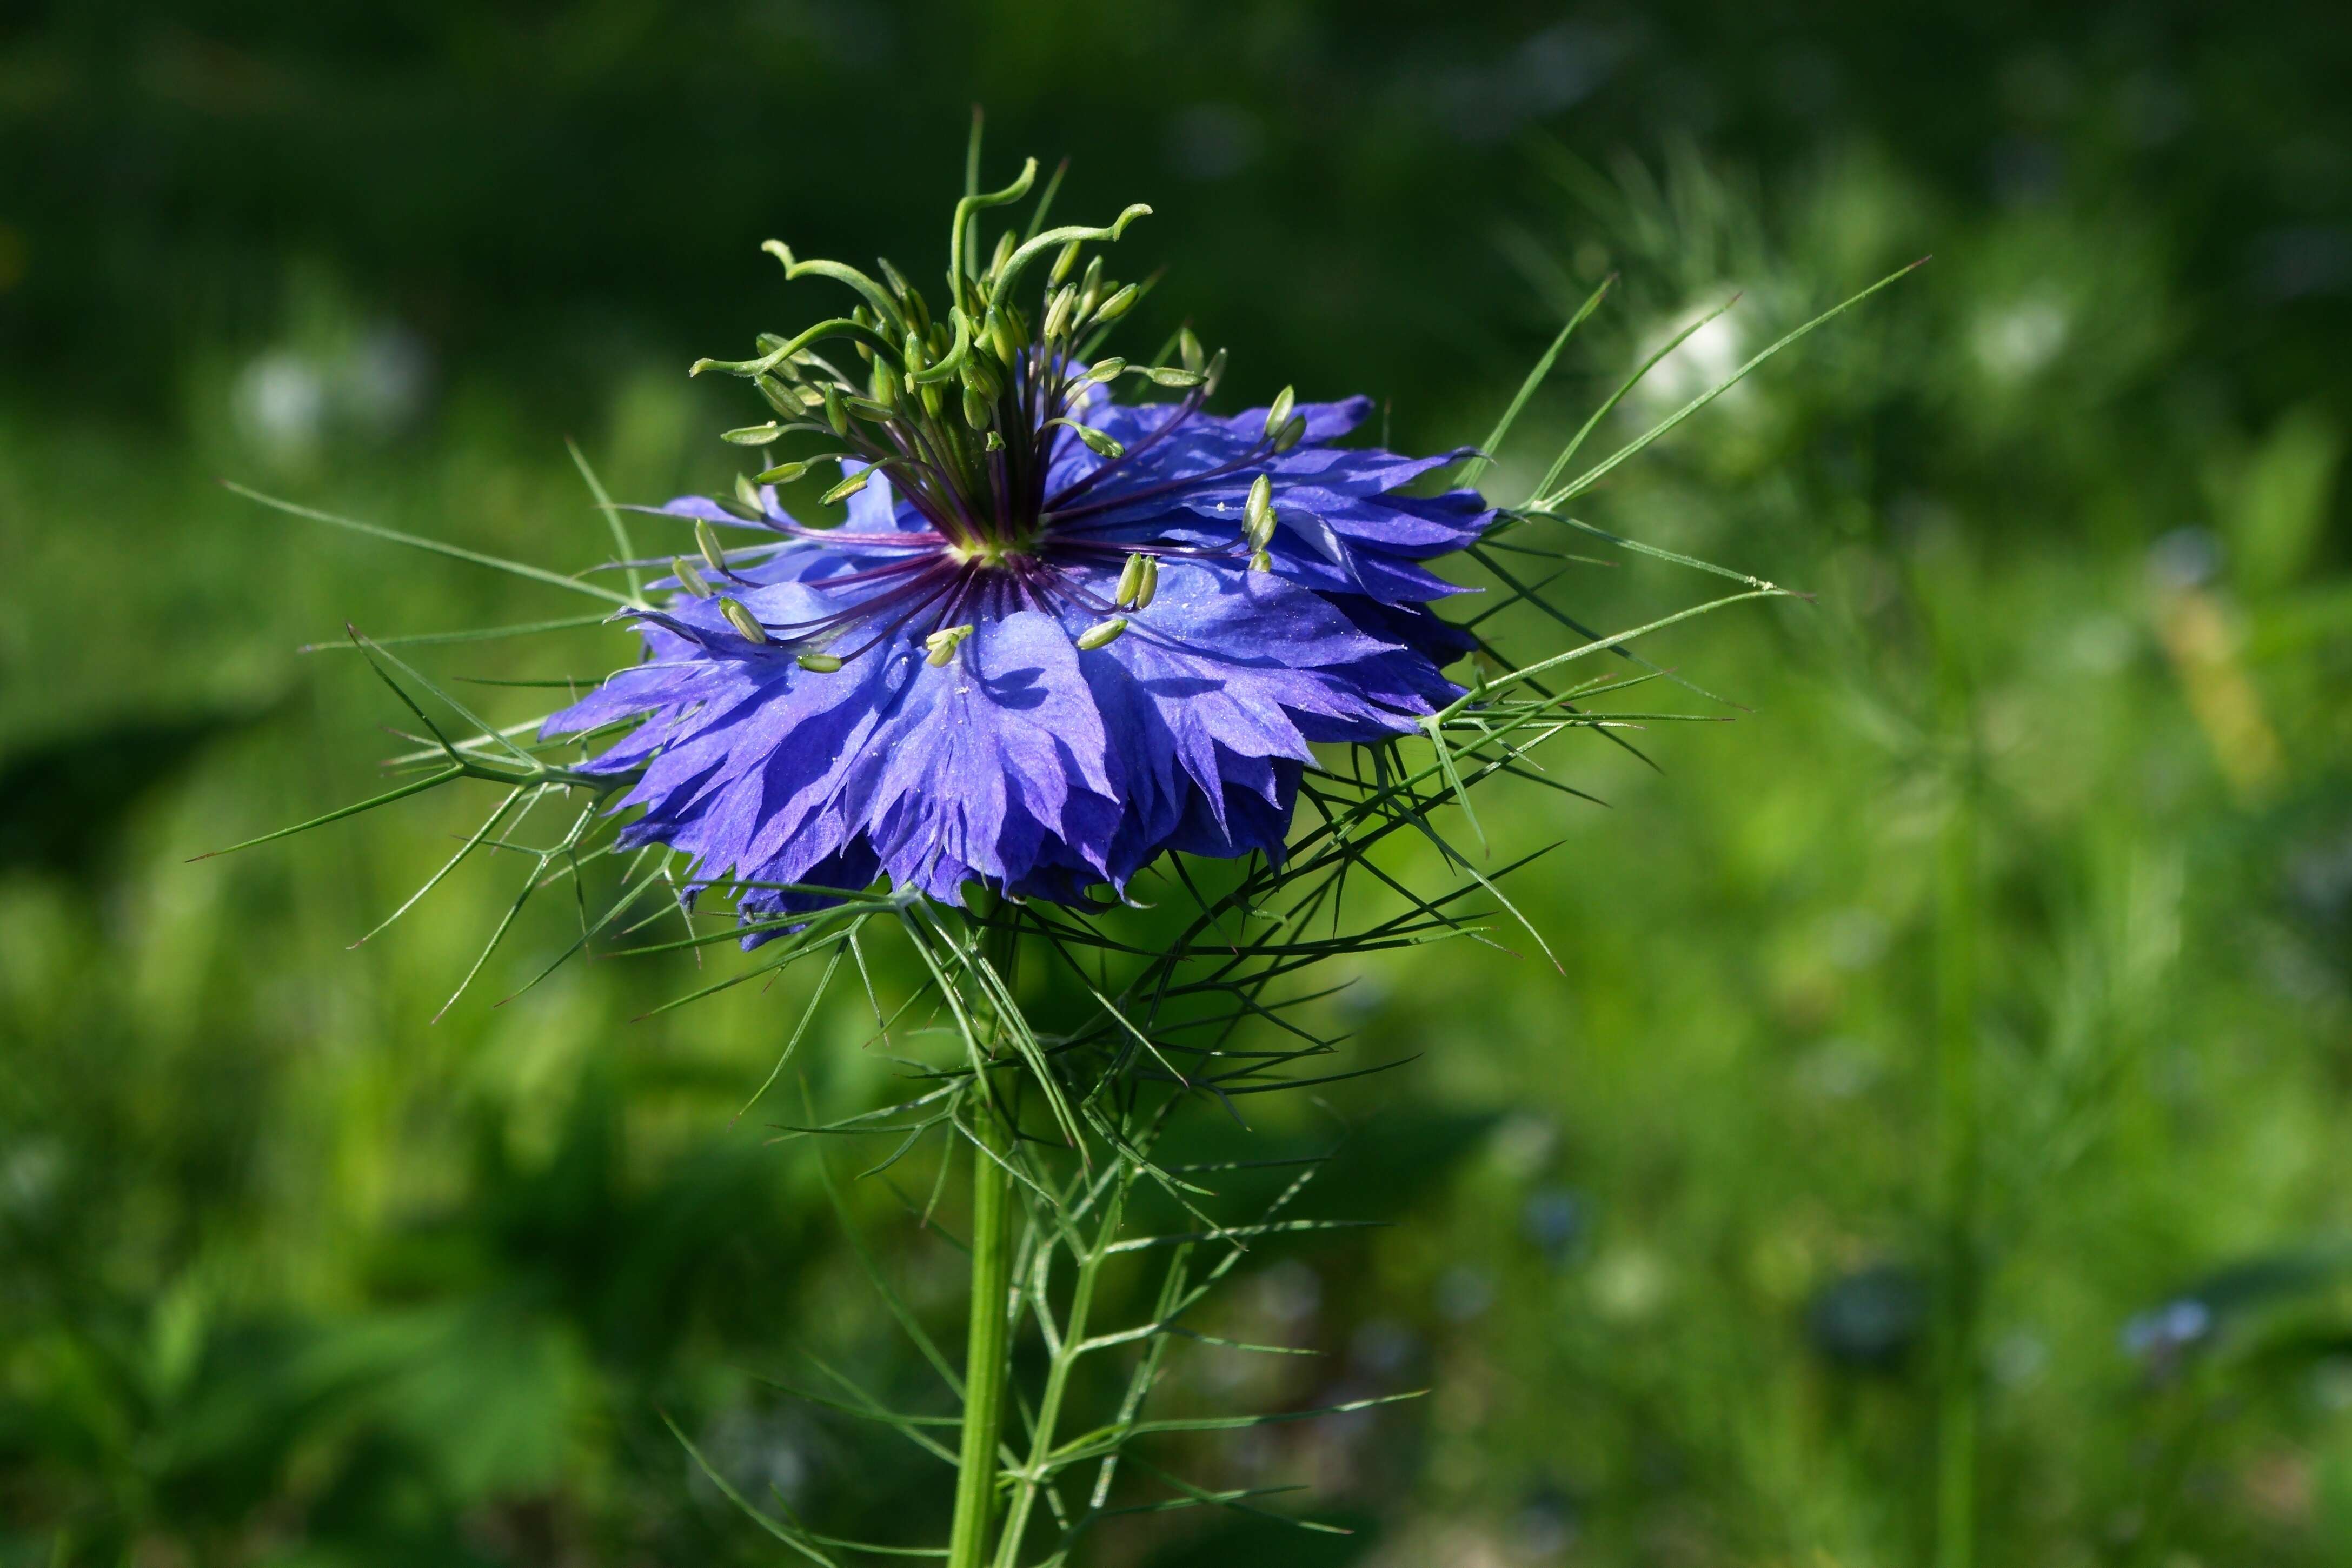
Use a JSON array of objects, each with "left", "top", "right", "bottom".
[{"left": 547, "top": 162, "right": 1491, "bottom": 928}]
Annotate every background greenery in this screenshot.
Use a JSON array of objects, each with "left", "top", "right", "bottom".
[{"left": 7, "top": 2, "right": 2352, "bottom": 1564}]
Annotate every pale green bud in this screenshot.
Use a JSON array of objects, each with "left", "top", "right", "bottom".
[
  {"left": 1068, "top": 423, "right": 1124, "bottom": 459},
  {"left": 1115, "top": 550, "right": 1158, "bottom": 608},
  {"left": 719, "top": 599, "right": 769, "bottom": 644},
  {"left": 987, "top": 308, "right": 1021, "bottom": 364},
  {"left": 821, "top": 468, "right": 873, "bottom": 505},
  {"left": 1077, "top": 616, "right": 1130, "bottom": 650},
  {"left": 695, "top": 517, "right": 730, "bottom": 573},
  {"left": 1094, "top": 282, "right": 1138, "bottom": 322},
  {"left": 1262, "top": 387, "right": 1295, "bottom": 444},
  {"left": 925, "top": 623, "right": 975, "bottom": 666},
  {"left": 754, "top": 374, "right": 803, "bottom": 416}
]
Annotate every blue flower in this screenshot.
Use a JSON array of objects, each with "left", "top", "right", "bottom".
[{"left": 545, "top": 178, "right": 1490, "bottom": 929}]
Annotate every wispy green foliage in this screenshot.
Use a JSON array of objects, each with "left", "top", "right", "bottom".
[{"left": 203, "top": 262, "right": 1897, "bottom": 1562}]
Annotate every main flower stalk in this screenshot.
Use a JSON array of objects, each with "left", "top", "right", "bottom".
[{"left": 950, "top": 1038, "right": 1015, "bottom": 1568}]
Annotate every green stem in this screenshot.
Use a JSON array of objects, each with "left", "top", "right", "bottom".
[
  {"left": 1932, "top": 673, "right": 1981, "bottom": 1568},
  {"left": 948, "top": 922, "right": 1021, "bottom": 1568},
  {"left": 993, "top": 1179, "right": 1124, "bottom": 1567}
]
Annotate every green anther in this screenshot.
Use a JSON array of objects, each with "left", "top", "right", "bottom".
[
  {"left": 920, "top": 378, "right": 944, "bottom": 417},
  {"left": 1263, "top": 386, "right": 1295, "bottom": 443},
  {"left": 902, "top": 329, "right": 927, "bottom": 375},
  {"left": 925, "top": 623, "right": 975, "bottom": 666},
  {"left": 715, "top": 493, "right": 765, "bottom": 521},
  {"left": 755, "top": 459, "right": 813, "bottom": 484},
  {"left": 1077, "top": 616, "right": 1129, "bottom": 650},
  {"left": 868, "top": 359, "right": 898, "bottom": 409},
  {"left": 1245, "top": 473, "right": 1273, "bottom": 530},
  {"left": 1115, "top": 551, "right": 1147, "bottom": 606},
  {"left": 1140, "top": 364, "right": 1203, "bottom": 387},
  {"left": 719, "top": 599, "right": 769, "bottom": 644},
  {"left": 1133, "top": 554, "right": 1160, "bottom": 608},
  {"left": 1059, "top": 422, "right": 1123, "bottom": 459},
  {"left": 986, "top": 229, "right": 1015, "bottom": 282},
  {"left": 672, "top": 557, "right": 712, "bottom": 599},
  {"left": 963, "top": 386, "right": 991, "bottom": 430},
  {"left": 987, "top": 308, "right": 1020, "bottom": 364},
  {"left": 722, "top": 422, "right": 785, "bottom": 445},
  {"left": 732, "top": 473, "right": 766, "bottom": 516},
  {"left": 1203, "top": 347, "right": 1228, "bottom": 395},
  {"left": 695, "top": 517, "right": 729, "bottom": 573},
  {"left": 1249, "top": 548, "right": 1272, "bottom": 572},
  {"left": 1094, "top": 282, "right": 1138, "bottom": 322},
  {"left": 821, "top": 469, "right": 873, "bottom": 505},
  {"left": 796, "top": 650, "right": 844, "bottom": 673},
  {"left": 823, "top": 384, "right": 849, "bottom": 437},
  {"left": 1050, "top": 239, "right": 1080, "bottom": 285},
  {"left": 1274, "top": 413, "right": 1307, "bottom": 453},
  {"left": 1043, "top": 286, "right": 1074, "bottom": 342},
  {"left": 1179, "top": 328, "right": 1204, "bottom": 373},
  {"left": 754, "top": 374, "right": 802, "bottom": 415}
]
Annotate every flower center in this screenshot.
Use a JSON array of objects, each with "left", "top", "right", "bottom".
[{"left": 948, "top": 534, "right": 1035, "bottom": 571}]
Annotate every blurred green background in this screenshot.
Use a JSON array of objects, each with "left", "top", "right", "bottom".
[{"left": 7, "top": 3, "right": 2352, "bottom": 1564}]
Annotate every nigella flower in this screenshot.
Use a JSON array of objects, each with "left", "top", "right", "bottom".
[{"left": 546, "top": 159, "right": 1491, "bottom": 930}]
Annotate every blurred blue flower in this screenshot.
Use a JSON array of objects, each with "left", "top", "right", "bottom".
[
  {"left": 2121, "top": 1297, "right": 2213, "bottom": 1366},
  {"left": 1522, "top": 1185, "right": 1589, "bottom": 1264}
]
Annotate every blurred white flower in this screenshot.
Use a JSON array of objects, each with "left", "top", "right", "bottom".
[
  {"left": 231, "top": 322, "right": 432, "bottom": 464},
  {"left": 1971, "top": 296, "right": 2071, "bottom": 382},
  {"left": 1633, "top": 294, "right": 1749, "bottom": 412},
  {"left": 233, "top": 350, "right": 329, "bottom": 461}
]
